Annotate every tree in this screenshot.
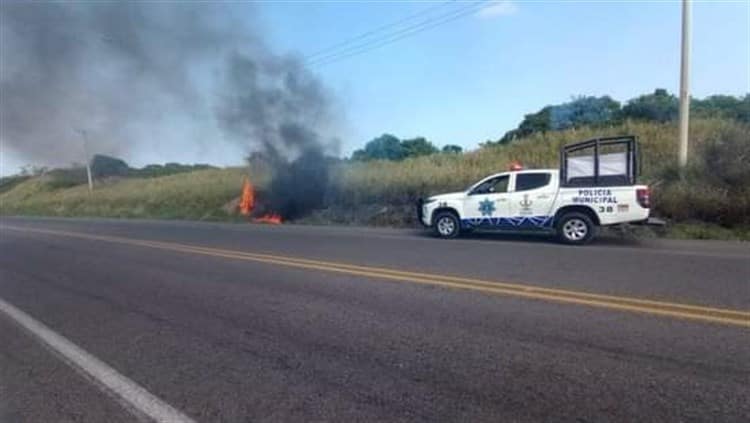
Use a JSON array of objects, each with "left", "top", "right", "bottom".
[
  {"left": 692, "top": 94, "right": 750, "bottom": 123},
  {"left": 401, "top": 137, "right": 438, "bottom": 158},
  {"left": 489, "top": 89, "right": 747, "bottom": 146},
  {"left": 499, "top": 96, "right": 621, "bottom": 143},
  {"left": 548, "top": 96, "right": 621, "bottom": 130},
  {"left": 352, "top": 134, "right": 404, "bottom": 161},
  {"left": 442, "top": 144, "right": 463, "bottom": 154},
  {"left": 622, "top": 89, "right": 678, "bottom": 122},
  {"left": 90, "top": 154, "right": 130, "bottom": 178},
  {"left": 515, "top": 106, "right": 553, "bottom": 139},
  {"left": 739, "top": 94, "right": 750, "bottom": 123},
  {"left": 350, "top": 149, "right": 369, "bottom": 161}
]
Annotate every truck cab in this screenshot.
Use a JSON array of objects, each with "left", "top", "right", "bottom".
[{"left": 418, "top": 136, "right": 652, "bottom": 244}]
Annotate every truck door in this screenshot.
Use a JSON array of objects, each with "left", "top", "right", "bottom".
[
  {"left": 506, "top": 172, "right": 557, "bottom": 229},
  {"left": 463, "top": 174, "right": 511, "bottom": 227}
]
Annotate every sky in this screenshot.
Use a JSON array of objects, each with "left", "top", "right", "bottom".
[{"left": 2, "top": 0, "right": 749, "bottom": 176}]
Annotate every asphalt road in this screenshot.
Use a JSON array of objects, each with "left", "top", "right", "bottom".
[{"left": 1, "top": 216, "right": 748, "bottom": 422}]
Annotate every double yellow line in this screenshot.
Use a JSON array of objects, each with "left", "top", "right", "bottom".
[{"left": 4, "top": 225, "right": 749, "bottom": 328}]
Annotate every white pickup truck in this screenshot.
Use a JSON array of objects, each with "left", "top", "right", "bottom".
[{"left": 418, "top": 136, "right": 654, "bottom": 244}]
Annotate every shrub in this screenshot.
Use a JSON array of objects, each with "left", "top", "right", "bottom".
[
  {"left": 91, "top": 154, "right": 130, "bottom": 178},
  {"left": 654, "top": 123, "right": 750, "bottom": 226}
]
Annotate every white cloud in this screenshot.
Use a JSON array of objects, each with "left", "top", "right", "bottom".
[{"left": 476, "top": 0, "right": 519, "bottom": 19}]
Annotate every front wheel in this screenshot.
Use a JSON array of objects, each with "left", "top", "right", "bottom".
[
  {"left": 433, "top": 212, "right": 460, "bottom": 239},
  {"left": 556, "top": 212, "right": 595, "bottom": 245}
]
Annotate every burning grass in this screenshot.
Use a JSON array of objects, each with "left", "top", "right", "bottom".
[{"left": 238, "top": 177, "right": 282, "bottom": 224}]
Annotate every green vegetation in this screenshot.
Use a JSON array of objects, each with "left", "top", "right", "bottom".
[
  {"left": 496, "top": 90, "right": 748, "bottom": 143},
  {"left": 0, "top": 174, "right": 31, "bottom": 194},
  {"left": 441, "top": 144, "right": 463, "bottom": 154},
  {"left": 330, "top": 119, "right": 748, "bottom": 232},
  {"left": 1, "top": 168, "right": 246, "bottom": 220},
  {"left": 130, "top": 162, "right": 217, "bottom": 178},
  {"left": 351, "top": 134, "right": 457, "bottom": 161},
  {"left": 665, "top": 222, "right": 750, "bottom": 241},
  {"left": 8, "top": 155, "right": 219, "bottom": 192},
  {"left": 91, "top": 154, "right": 130, "bottom": 178},
  {"left": 655, "top": 123, "right": 749, "bottom": 228},
  {"left": 2, "top": 117, "right": 748, "bottom": 241}
]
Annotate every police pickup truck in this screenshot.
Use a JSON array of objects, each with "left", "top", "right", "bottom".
[{"left": 418, "top": 136, "right": 653, "bottom": 245}]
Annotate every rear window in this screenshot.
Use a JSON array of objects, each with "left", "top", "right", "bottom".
[{"left": 515, "top": 173, "right": 551, "bottom": 191}]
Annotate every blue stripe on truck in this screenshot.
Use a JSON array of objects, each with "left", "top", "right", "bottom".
[{"left": 462, "top": 215, "right": 554, "bottom": 229}]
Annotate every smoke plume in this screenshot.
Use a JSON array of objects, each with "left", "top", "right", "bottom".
[
  {"left": 1, "top": 2, "right": 339, "bottom": 217},
  {"left": 216, "top": 52, "right": 338, "bottom": 218}
]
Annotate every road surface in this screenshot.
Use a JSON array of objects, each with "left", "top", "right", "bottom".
[{"left": 1, "top": 216, "right": 748, "bottom": 422}]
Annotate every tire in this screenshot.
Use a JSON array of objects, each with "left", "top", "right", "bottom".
[
  {"left": 556, "top": 212, "right": 596, "bottom": 245},
  {"left": 433, "top": 211, "right": 461, "bottom": 239}
]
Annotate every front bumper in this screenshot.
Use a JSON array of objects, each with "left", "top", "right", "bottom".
[
  {"left": 416, "top": 199, "right": 426, "bottom": 226},
  {"left": 416, "top": 199, "right": 431, "bottom": 227}
]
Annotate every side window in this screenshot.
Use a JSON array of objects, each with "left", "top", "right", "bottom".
[
  {"left": 492, "top": 175, "right": 509, "bottom": 193},
  {"left": 515, "top": 173, "right": 551, "bottom": 191},
  {"left": 471, "top": 175, "right": 509, "bottom": 195}
]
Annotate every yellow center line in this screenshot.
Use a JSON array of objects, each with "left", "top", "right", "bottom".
[{"left": 4, "top": 225, "right": 749, "bottom": 328}]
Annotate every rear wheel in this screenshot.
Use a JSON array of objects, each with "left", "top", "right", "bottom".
[
  {"left": 433, "top": 212, "right": 460, "bottom": 239},
  {"left": 556, "top": 212, "right": 595, "bottom": 245}
]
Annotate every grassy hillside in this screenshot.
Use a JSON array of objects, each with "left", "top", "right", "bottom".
[
  {"left": 334, "top": 119, "right": 740, "bottom": 202},
  {"left": 2, "top": 118, "right": 748, "bottom": 239},
  {"left": 0, "top": 168, "right": 247, "bottom": 220},
  {"left": 0, "top": 174, "right": 31, "bottom": 194},
  {"left": 330, "top": 119, "right": 749, "bottom": 233}
]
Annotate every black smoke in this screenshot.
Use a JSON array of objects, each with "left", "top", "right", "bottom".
[
  {"left": 1, "top": 2, "right": 235, "bottom": 162},
  {"left": 0, "top": 2, "right": 339, "bottom": 218},
  {"left": 215, "top": 51, "right": 338, "bottom": 218}
]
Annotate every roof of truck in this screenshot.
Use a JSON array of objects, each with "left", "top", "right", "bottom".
[{"left": 489, "top": 169, "right": 558, "bottom": 176}]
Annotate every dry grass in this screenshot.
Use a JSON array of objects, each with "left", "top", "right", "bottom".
[
  {"left": 2, "top": 118, "right": 748, "bottom": 239},
  {"left": 332, "top": 119, "right": 746, "bottom": 205},
  {"left": 1, "top": 168, "right": 247, "bottom": 220}
]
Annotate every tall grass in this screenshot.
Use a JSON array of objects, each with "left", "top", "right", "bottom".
[
  {"left": 2, "top": 118, "right": 748, "bottom": 233},
  {"left": 331, "top": 119, "right": 746, "bottom": 207},
  {"left": 1, "top": 168, "right": 247, "bottom": 220},
  {"left": 0, "top": 174, "right": 31, "bottom": 194}
]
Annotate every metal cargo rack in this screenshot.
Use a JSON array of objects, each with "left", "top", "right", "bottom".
[{"left": 560, "top": 135, "right": 640, "bottom": 187}]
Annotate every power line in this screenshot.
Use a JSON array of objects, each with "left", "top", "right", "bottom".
[
  {"left": 309, "top": 1, "right": 490, "bottom": 68},
  {"left": 309, "top": 1, "right": 488, "bottom": 66},
  {"left": 305, "top": 0, "right": 457, "bottom": 61}
]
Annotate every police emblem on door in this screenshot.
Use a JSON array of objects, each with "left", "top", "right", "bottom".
[
  {"left": 519, "top": 194, "right": 533, "bottom": 215},
  {"left": 478, "top": 198, "right": 495, "bottom": 216}
]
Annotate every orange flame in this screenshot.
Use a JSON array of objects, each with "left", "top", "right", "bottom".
[
  {"left": 239, "top": 177, "right": 255, "bottom": 216},
  {"left": 254, "top": 213, "right": 282, "bottom": 224},
  {"left": 238, "top": 177, "right": 282, "bottom": 224}
]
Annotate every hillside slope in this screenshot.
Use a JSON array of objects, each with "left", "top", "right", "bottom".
[
  {"left": 2, "top": 119, "right": 748, "bottom": 238},
  {"left": 0, "top": 168, "right": 247, "bottom": 220}
]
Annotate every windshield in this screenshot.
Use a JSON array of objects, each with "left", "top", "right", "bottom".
[{"left": 469, "top": 174, "right": 510, "bottom": 195}]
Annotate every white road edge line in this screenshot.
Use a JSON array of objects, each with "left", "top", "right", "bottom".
[{"left": 0, "top": 297, "right": 196, "bottom": 423}]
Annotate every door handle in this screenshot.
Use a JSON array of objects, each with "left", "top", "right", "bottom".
[
  {"left": 496, "top": 198, "right": 507, "bottom": 202},
  {"left": 537, "top": 195, "right": 550, "bottom": 199}
]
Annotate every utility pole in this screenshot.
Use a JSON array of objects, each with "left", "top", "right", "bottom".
[
  {"left": 678, "top": 0, "right": 692, "bottom": 168},
  {"left": 76, "top": 129, "right": 94, "bottom": 193}
]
